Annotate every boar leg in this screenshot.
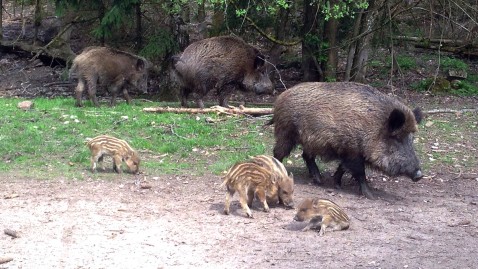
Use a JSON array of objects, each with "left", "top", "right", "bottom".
[
  {"left": 255, "top": 188, "right": 270, "bottom": 213},
  {"left": 180, "top": 87, "right": 191, "bottom": 108},
  {"left": 224, "top": 187, "right": 235, "bottom": 215},
  {"left": 122, "top": 88, "right": 132, "bottom": 105},
  {"left": 344, "top": 158, "right": 376, "bottom": 200},
  {"left": 112, "top": 155, "right": 123, "bottom": 174},
  {"left": 273, "top": 129, "right": 298, "bottom": 162},
  {"left": 237, "top": 189, "right": 254, "bottom": 218},
  {"left": 108, "top": 81, "right": 125, "bottom": 106},
  {"left": 75, "top": 79, "right": 86, "bottom": 107},
  {"left": 301, "top": 216, "right": 323, "bottom": 232},
  {"left": 86, "top": 78, "right": 100, "bottom": 107},
  {"left": 333, "top": 164, "right": 346, "bottom": 189},
  {"left": 247, "top": 188, "right": 255, "bottom": 207},
  {"left": 302, "top": 151, "right": 322, "bottom": 184}
]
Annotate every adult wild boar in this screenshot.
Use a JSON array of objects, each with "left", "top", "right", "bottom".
[
  {"left": 270, "top": 82, "right": 423, "bottom": 199},
  {"left": 70, "top": 46, "right": 149, "bottom": 107},
  {"left": 172, "top": 36, "right": 274, "bottom": 108}
]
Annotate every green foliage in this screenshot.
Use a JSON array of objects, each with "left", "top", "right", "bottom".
[
  {"left": 441, "top": 57, "right": 468, "bottom": 72},
  {"left": 411, "top": 77, "right": 478, "bottom": 96},
  {"left": 411, "top": 78, "right": 432, "bottom": 92},
  {"left": 320, "top": 0, "right": 369, "bottom": 20},
  {"left": 0, "top": 98, "right": 273, "bottom": 178},
  {"left": 140, "top": 30, "right": 178, "bottom": 61},
  {"left": 395, "top": 55, "right": 417, "bottom": 70},
  {"left": 450, "top": 80, "right": 478, "bottom": 96}
]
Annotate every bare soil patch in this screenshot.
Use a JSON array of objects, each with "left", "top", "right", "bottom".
[{"left": 1, "top": 166, "right": 477, "bottom": 268}]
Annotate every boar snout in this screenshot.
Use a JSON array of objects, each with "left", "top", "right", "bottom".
[
  {"left": 252, "top": 75, "right": 274, "bottom": 95},
  {"left": 285, "top": 203, "right": 294, "bottom": 209},
  {"left": 412, "top": 169, "right": 423, "bottom": 182}
]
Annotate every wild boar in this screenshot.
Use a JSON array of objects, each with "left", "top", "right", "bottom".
[
  {"left": 172, "top": 36, "right": 274, "bottom": 108},
  {"left": 294, "top": 198, "right": 350, "bottom": 236},
  {"left": 221, "top": 161, "right": 279, "bottom": 218},
  {"left": 270, "top": 82, "right": 423, "bottom": 199},
  {"left": 86, "top": 135, "right": 140, "bottom": 174},
  {"left": 70, "top": 46, "right": 149, "bottom": 107},
  {"left": 250, "top": 155, "right": 294, "bottom": 208}
]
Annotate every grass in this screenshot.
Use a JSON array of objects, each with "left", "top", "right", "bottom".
[
  {"left": 0, "top": 98, "right": 274, "bottom": 179},
  {"left": 2, "top": 97, "right": 477, "bottom": 181}
]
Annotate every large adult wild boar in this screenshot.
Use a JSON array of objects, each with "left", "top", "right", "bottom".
[
  {"left": 172, "top": 36, "right": 274, "bottom": 108},
  {"left": 70, "top": 46, "right": 149, "bottom": 107},
  {"left": 271, "top": 82, "right": 424, "bottom": 199}
]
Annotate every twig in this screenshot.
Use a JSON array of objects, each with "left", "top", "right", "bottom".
[{"left": 169, "top": 121, "right": 187, "bottom": 140}]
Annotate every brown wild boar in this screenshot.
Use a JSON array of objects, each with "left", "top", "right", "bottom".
[
  {"left": 250, "top": 155, "right": 294, "bottom": 208},
  {"left": 271, "top": 82, "right": 423, "bottom": 199},
  {"left": 221, "top": 161, "right": 278, "bottom": 218},
  {"left": 294, "top": 198, "right": 350, "bottom": 236},
  {"left": 86, "top": 135, "right": 140, "bottom": 174},
  {"left": 172, "top": 36, "right": 274, "bottom": 108},
  {"left": 70, "top": 46, "right": 149, "bottom": 107}
]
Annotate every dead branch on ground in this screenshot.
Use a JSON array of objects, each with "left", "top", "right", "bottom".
[
  {"left": 143, "top": 105, "right": 273, "bottom": 116},
  {"left": 424, "top": 108, "right": 478, "bottom": 115}
]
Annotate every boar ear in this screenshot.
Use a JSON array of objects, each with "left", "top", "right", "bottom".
[
  {"left": 388, "top": 109, "right": 406, "bottom": 134},
  {"left": 136, "top": 59, "right": 146, "bottom": 71},
  {"left": 413, "top": 107, "right": 423, "bottom": 124},
  {"left": 254, "top": 51, "right": 266, "bottom": 69}
]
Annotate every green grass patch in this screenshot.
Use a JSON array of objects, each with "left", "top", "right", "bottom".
[{"left": 0, "top": 98, "right": 274, "bottom": 179}]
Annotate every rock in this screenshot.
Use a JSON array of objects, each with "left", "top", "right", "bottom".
[{"left": 17, "top": 100, "right": 34, "bottom": 110}]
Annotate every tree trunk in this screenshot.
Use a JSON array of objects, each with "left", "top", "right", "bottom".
[
  {"left": 344, "top": 10, "right": 363, "bottom": 81},
  {"left": 349, "top": 0, "right": 381, "bottom": 83},
  {"left": 323, "top": 16, "right": 339, "bottom": 80},
  {"left": 197, "top": 0, "right": 205, "bottom": 22},
  {"left": 135, "top": 2, "right": 142, "bottom": 49},
  {"left": 98, "top": 3, "right": 105, "bottom": 45},
  {"left": 33, "top": 0, "right": 41, "bottom": 45},
  {"left": 0, "top": 0, "right": 3, "bottom": 41},
  {"left": 301, "top": 0, "right": 321, "bottom": 82}
]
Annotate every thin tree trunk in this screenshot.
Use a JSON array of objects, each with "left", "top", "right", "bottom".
[
  {"left": 135, "top": 2, "right": 142, "bottom": 49},
  {"left": 0, "top": 0, "right": 3, "bottom": 41},
  {"left": 302, "top": 0, "right": 321, "bottom": 82},
  {"left": 344, "top": 10, "right": 363, "bottom": 81},
  {"left": 33, "top": 0, "right": 41, "bottom": 45},
  {"left": 350, "top": 0, "right": 381, "bottom": 83},
  {"left": 98, "top": 3, "right": 105, "bottom": 45},
  {"left": 197, "top": 0, "right": 205, "bottom": 22},
  {"left": 323, "top": 16, "right": 338, "bottom": 80}
]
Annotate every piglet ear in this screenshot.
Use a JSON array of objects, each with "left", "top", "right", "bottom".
[
  {"left": 312, "top": 198, "right": 321, "bottom": 208},
  {"left": 388, "top": 109, "right": 406, "bottom": 133},
  {"left": 413, "top": 107, "right": 423, "bottom": 124}
]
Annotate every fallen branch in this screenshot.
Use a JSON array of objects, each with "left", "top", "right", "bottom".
[
  {"left": 424, "top": 108, "right": 478, "bottom": 115},
  {"left": 143, "top": 105, "right": 273, "bottom": 116}
]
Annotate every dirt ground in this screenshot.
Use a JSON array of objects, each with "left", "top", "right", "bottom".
[{"left": 1, "top": 167, "right": 477, "bottom": 268}]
